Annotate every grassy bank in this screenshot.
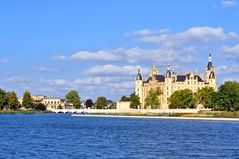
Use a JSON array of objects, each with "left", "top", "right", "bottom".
[
  {"left": 198, "top": 111, "right": 239, "bottom": 118},
  {"left": 168, "top": 111, "right": 239, "bottom": 118},
  {"left": 87, "top": 111, "right": 239, "bottom": 118},
  {"left": 0, "top": 110, "right": 53, "bottom": 115}
]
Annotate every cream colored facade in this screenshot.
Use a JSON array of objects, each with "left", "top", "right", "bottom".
[
  {"left": 116, "top": 101, "right": 131, "bottom": 110},
  {"left": 135, "top": 54, "right": 216, "bottom": 109}
]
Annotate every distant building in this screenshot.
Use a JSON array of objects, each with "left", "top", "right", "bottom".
[
  {"left": 116, "top": 101, "right": 131, "bottom": 110},
  {"left": 43, "top": 97, "right": 74, "bottom": 110},
  {"left": 135, "top": 54, "right": 216, "bottom": 109},
  {"left": 18, "top": 95, "right": 46, "bottom": 106},
  {"left": 18, "top": 96, "right": 73, "bottom": 110}
]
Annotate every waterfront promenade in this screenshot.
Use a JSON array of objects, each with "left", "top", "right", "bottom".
[
  {"left": 72, "top": 114, "right": 239, "bottom": 122},
  {"left": 52, "top": 108, "right": 203, "bottom": 114}
]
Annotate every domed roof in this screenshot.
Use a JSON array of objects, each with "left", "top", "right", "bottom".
[{"left": 150, "top": 65, "right": 158, "bottom": 77}]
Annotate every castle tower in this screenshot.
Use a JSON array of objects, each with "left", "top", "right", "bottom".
[
  {"left": 166, "top": 64, "right": 172, "bottom": 78},
  {"left": 206, "top": 54, "right": 216, "bottom": 90},
  {"left": 163, "top": 64, "right": 172, "bottom": 109},
  {"left": 135, "top": 68, "right": 143, "bottom": 108}
]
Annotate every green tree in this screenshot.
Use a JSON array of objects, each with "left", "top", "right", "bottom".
[
  {"left": 85, "top": 99, "right": 94, "bottom": 108},
  {"left": 96, "top": 96, "right": 107, "bottom": 109},
  {"left": 0, "top": 88, "right": 7, "bottom": 110},
  {"left": 145, "top": 87, "right": 163, "bottom": 109},
  {"left": 130, "top": 93, "right": 140, "bottom": 109},
  {"left": 214, "top": 81, "right": 239, "bottom": 111},
  {"left": 195, "top": 87, "right": 216, "bottom": 108},
  {"left": 34, "top": 103, "right": 46, "bottom": 111},
  {"left": 109, "top": 102, "right": 116, "bottom": 109},
  {"left": 169, "top": 89, "right": 196, "bottom": 109},
  {"left": 65, "top": 90, "right": 81, "bottom": 109},
  {"left": 6, "top": 91, "right": 19, "bottom": 110},
  {"left": 120, "top": 95, "right": 131, "bottom": 101},
  {"left": 22, "top": 91, "right": 34, "bottom": 109}
]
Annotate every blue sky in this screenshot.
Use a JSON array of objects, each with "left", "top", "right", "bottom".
[{"left": 1, "top": 0, "right": 239, "bottom": 101}]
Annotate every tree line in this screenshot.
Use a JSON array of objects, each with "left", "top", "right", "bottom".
[
  {"left": 1, "top": 81, "right": 238, "bottom": 111},
  {"left": 65, "top": 90, "right": 116, "bottom": 109},
  {"left": 122, "top": 81, "right": 239, "bottom": 111},
  {"left": 0, "top": 89, "right": 116, "bottom": 111},
  {"left": 168, "top": 81, "right": 239, "bottom": 111},
  {"left": 0, "top": 89, "right": 46, "bottom": 111}
]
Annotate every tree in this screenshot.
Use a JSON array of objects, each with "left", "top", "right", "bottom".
[
  {"left": 96, "top": 96, "right": 107, "bottom": 109},
  {"left": 0, "top": 88, "right": 7, "bottom": 110},
  {"left": 195, "top": 87, "right": 216, "bottom": 108},
  {"left": 169, "top": 89, "right": 196, "bottom": 109},
  {"left": 130, "top": 93, "right": 140, "bottom": 109},
  {"left": 85, "top": 99, "right": 94, "bottom": 108},
  {"left": 34, "top": 103, "right": 46, "bottom": 111},
  {"left": 120, "top": 95, "right": 131, "bottom": 101},
  {"left": 109, "top": 102, "right": 116, "bottom": 109},
  {"left": 214, "top": 81, "right": 239, "bottom": 111},
  {"left": 6, "top": 91, "right": 19, "bottom": 110},
  {"left": 145, "top": 87, "right": 163, "bottom": 109},
  {"left": 22, "top": 91, "right": 34, "bottom": 109},
  {"left": 65, "top": 90, "right": 81, "bottom": 109}
]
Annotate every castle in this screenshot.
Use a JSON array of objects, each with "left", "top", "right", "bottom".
[{"left": 135, "top": 54, "right": 216, "bottom": 109}]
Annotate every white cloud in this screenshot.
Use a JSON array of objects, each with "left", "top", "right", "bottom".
[
  {"left": 125, "top": 28, "right": 170, "bottom": 36},
  {"left": 6, "top": 76, "right": 30, "bottom": 83},
  {"left": 54, "top": 27, "right": 237, "bottom": 66},
  {"left": 53, "top": 55, "right": 68, "bottom": 61},
  {"left": 54, "top": 50, "right": 122, "bottom": 62},
  {"left": 223, "top": 44, "right": 239, "bottom": 59},
  {"left": 130, "top": 27, "right": 237, "bottom": 46},
  {"left": 221, "top": 77, "right": 239, "bottom": 84},
  {"left": 86, "top": 64, "right": 150, "bottom": 76},
  {"left": 38, "top": 67, "right": 50, "bottom": 72},
  {"left": 52, "top": 79, "right": 67, "bottom": 86},
  {"left": 221, "top": 0, "right": 237, "bottom": 9},
  {"left": 54, "top": 47, "right": 197, "bottom": 64},
  {"left": 217, "top": 65, "right": 239, "bottom": 74},
  {"left": 74, "top": 76, "right": 131, "bottom": 85},
  {"left": 4, "top": 74, "right": 135, "bottom": 100}
]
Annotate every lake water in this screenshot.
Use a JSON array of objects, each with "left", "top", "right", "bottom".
[{"left": 0, "top": 114, "right": 239, "bottom": 158}]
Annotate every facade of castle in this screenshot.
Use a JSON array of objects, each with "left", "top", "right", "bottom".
[{"left": 135, "top": 54, "right": 216, "bottom": 109}]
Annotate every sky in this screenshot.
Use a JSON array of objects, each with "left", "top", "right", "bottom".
[{"left": 1, "top": 0, "right": 239, "bottom": 101}]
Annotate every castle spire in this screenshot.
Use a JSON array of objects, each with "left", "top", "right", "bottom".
[
  {"left": 166, "top": 63, "right": 171, "bottom": 78},
  {"left": 167, "top": 63, "right": 170, "bottom": 70},
  {"left": 136, "top": 67, "right": 142, "bottom": 80},
  {"left": 209, "top": 53, "right": 212, "bottom": 62},
  {"left": 207, "top": 53, "right": 213, "bottom": 70},
  {"left": 172, "top": 66, "right": 175, "bottom": 75}
]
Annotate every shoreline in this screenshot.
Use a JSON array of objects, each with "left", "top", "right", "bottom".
[
  {"left": 0, "top": 110, "right": 53, "bottom": 115},
  {"left": 72, "top": 114, "right": 239, "bottom": 122}
]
